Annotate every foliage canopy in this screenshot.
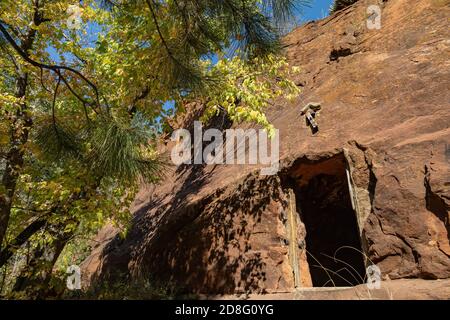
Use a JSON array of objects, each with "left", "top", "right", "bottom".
[{"left": 0, "top": 0, "right": 306, "bottom": 297}]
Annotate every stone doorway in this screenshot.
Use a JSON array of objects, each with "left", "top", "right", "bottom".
[{"left": 286, "top": 154, "right": 367, "bottom": 287}]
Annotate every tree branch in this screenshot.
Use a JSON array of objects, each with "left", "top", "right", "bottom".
[
  {"left": 0, "top": 217, "right": 47, "bottom": 268},
  {"left": 52, "top": 75, "right": 61, "bottom": 138},
  {"left": 0, "top": 20, "right": 101, "bottom": 110}
]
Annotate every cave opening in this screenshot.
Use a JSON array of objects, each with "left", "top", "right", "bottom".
[{"left": 289, "top": 154, "right": 367, "bottom": 287}]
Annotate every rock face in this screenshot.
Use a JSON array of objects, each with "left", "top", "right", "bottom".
[{"left": 82, "top": 0, "right": 450, "bottom": 294}]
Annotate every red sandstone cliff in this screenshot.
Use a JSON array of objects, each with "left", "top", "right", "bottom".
[{"left": 82, "top": 0, "right": 450, "bottom": 297}]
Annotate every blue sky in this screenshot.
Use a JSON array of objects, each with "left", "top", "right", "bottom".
[{"left": 298, "top": 0, "right": 334, "bottom": 22}]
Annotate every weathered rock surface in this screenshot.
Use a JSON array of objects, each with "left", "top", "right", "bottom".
[
  {"left": 82, "top": 0, "right": 450, "bottom": 297},
  {"left": 207, "top": 279, "right": 450, "bottom": 300}
]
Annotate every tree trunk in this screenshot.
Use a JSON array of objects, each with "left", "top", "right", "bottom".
[
  {"left": 0, "top": 3, "right": 45, "bottom": 248},
  {"left": 12, "top": 221, "right": 76, "bottom": 299},
  {"left": 0, "top": 73, "right": 32, "bottom": 249}
]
